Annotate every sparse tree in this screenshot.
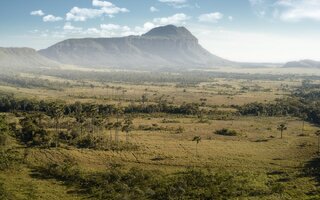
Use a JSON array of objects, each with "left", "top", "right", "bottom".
[
  {"left": 74, "top": 102, "right": 85, "bottom": 137},
  {"left": 47, "top": 102, "right": 64, "bottom": 135},
  {"left": 105, "top": 119, "right": 114, "bottom": 141},
  {"left": 192, "top": 136, "right": 201, "bottom": 157},
  {"left": 114, "top": 121, "right": 122, "bottom": 143},
  {"left": 141, "top": 94, "right": 148, "bottom": 106},
  {"left": 277, "top": 123, "right": 287, "bottom": 139},
  {"left": 301, "top": 113, "right": 308, "bottom": 135},
  {"left": 315, "top": 130, "right": 320, "bottom": 154},
  {"left": 122, "top": 116, "right": 133, "bottom": 143}
]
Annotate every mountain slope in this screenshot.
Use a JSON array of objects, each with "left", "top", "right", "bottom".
[
  {"left": 0, "top": 47, "right": 60, "bottom": 70},
  {"left": 39, "top": 25, "right": 234, "bottom": 69},
  {"left": 283, "top": 59, "right": 320, "bottom": 68}
]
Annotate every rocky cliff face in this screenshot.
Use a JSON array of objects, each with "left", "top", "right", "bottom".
[{"left": 39, "top": 25, "right": 233, "bottom": 69}]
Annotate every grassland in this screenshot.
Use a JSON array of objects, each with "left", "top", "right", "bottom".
[{"left": 0, "top": 72, "right": 319, "bottom": 199}]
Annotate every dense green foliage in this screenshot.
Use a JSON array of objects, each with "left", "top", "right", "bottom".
[
  {"left": 215, "top": 128, "right": 239, "bottom": 136},
  {"left": 36, "top": 160, "right": 281, "bottom": 200},
  {"left": 238, "top": 83, "right": 320, "bottom": 125}
]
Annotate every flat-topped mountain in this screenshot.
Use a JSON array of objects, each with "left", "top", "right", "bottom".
[
  {"left": 0, "top": 47, "right": 59, "bottom": 70},
  {"left": 283, "top": 59, "right": 320, "bottom": 68},
  {"left": 39, "top": 25, "right": 234, "bottom": 69}
]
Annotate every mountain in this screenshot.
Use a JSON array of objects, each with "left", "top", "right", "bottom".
[
  {"left": 39, "top": 25, "right": 234, "bottom": 69},
  {"left": 0, "top": 47, "right": 60, "bottom": 70},
  {"left": 283, "top": 59, "right": 320, "bottom": 68}
]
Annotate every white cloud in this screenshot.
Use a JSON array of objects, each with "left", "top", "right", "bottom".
[
  {"left": 276, "top": 0, "right": 320, "bottom": 22},
  {"left": 132, "top": 13, "right": 190, "bottom": 35},
  {"left": 30, "top": 10, "right": 44, "bottom": 16},
  {"left": 153, "top": 13, "right": 190, "bottom": 25},
  {"left": 198, "top": 12, "right": 223, "bottom": 23},
  {"left": 66, "top": 7, "right": 103, "bottom": 21},
  {"left": 158, "top": 0, "right": 188, "bottom": 8},
  {"left": 150, "top": 6, "right": 159, "bottom": 12},
  {"left": 228, "top": 16, "right": 233, "bottom": 21},
  {"left": 100, "top": 24, "right": 130, "bottom": 32},
  {"left": 63, "top": 22, "right": 82, "bottom": 31},
  {"left": 134, "top": 22, "right": 156, "bottom": 34},
  {"left": 249, "top": 0, "right": 320, "bottom": 22},
  {"left": 159, "top": 0, "right": 186, "bottom": 3},
  {"left": 66, "top": 1, "right": 129, "bottom": 22},
  {"left": 92, "top": 0, "right": 113, "bottom": 7},
  {"left": 43, "top": 15, "right": 63, "bottom": 22}
]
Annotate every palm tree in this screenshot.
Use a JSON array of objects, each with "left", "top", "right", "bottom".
[
  {"left": 122, "top": 116, "right": 133, "bottom": 143},
  {"left": 192, "top": 136, "right": 201, "bottom": 156},
  {"left": 114, "top": 105, "right": 123, "bottom": 143},
  {"left": 105, "top": 120, "right": 114, "bottom": 141},
  {"left": 315, "top": 130, "right": 320, "bottom": 154},
  {"left": 113, "top": 121, "right": 122, "bottom": 143},
  {"left": 74, "top": 101, "right": 85, "bottom": 137},
  {"left": 301, "top": 113, "right": 308, "bottom": 135},
  {"left": 85, "top": 104, "right": 98, "bottom": 134},
  {"left": 46, "top": 102, "right": 64, "bottom": 147},
  {"left": 277, "top": 123, "right": 287, "bottom": 139}
]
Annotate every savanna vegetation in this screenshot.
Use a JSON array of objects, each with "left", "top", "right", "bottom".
[{"left": 1, "top": 70, "right": 320, "bottom": 199}]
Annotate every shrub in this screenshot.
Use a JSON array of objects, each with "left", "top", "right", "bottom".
[
  {"left": 0, "top": 149, "right": 22, "bottom": 170},
  {"left": 34, "top": 163, "right": 279, "bottom": 200},
  {"left": 214, "top": 128, "right": 239, "bottom": 136},
  {"left": 0, "top": 181, "right": 15, "bottom": 200},
  {"left": 75, "top": 134, "right": 138, "bottom": 151}
]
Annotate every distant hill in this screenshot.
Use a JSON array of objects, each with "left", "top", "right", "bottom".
[
  {"left": 0, "top": 47, "right": 60, "bottom": 70},
  {"left": 39, "top": 25, "right": 234, "bottom": 70},
  {"left": 283, "top": 59, "right": 320, "bottom": 68}
]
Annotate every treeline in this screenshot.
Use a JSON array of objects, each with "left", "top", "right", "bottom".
[
  {"left": 238, "top": 88, "right": 320, "bottom": 125},
  {"left": 0, "top": 74, "right": 72, "bottom": 90},
  {"left": 34, "top": 68, "right": 320, "bottom": 85},
  {"left": 0, "top": 93, "right": 202, "bottom": 116}
]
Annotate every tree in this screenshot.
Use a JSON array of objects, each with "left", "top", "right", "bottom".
[
  {"left": 0, "top": 116, "right": 9, "bottom": 146},
  {"left": 315, "top": 130, "right": 320, "bottom": 154},
  {"left": 113, "top": 121, "right": 122, "bottom": 143},
  {"left": 19, "top": 115, "right": 51, "bottom": 147},
  {"left": 93, "top": 115, "right": 104, "bottom": 135},
  {"left": 47, "top": 102, "right": 64, "bottom": 134},
  {"left": 74, "top": 102, "right": 85, "bottom": 137},
  {"left": 86, "top": 104, "right": 98, "bottom": 134},
  {"left": 46, "top": 103, "right": 64, "bottom": 147},
  {"left": 105, "top": 119, "right": 114, "bottom": 141},
  {"left": 114, "top": 105, "right": 124, "bottom": 143},
  {"left": 277, "top": 123, "right": 287, "bottom": 139},
  {"left": 122, "top": 116, "right": 133, "bottom": 143},
  {"left": 301, "top": 113, "right": 308, "bottom": 135},
  {"left": 192, "top": 136, "right": 201, "bottom": 157},
  {"left": 141, "top": 94, "right": 148, "bottom": 106}
]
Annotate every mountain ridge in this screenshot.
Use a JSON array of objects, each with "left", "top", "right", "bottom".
[
  {"left": 283, "top": 59, "right": 320, "bottom": 68},
  {"left": 39, "top": 25, "right": 234, "bottom": 69},
  {"left": 0, "top": 47, "right": 60, "bottom": 70}
]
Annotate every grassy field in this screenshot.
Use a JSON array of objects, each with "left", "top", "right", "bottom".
[{"left": 0, "top": 74, "right": 319, "bottom": 199}]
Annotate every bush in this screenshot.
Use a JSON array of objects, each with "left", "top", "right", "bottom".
[
  {"left": 34, "top": 164, "right": 278, "bottom": 200},
  {"left": 215, "top": 128, "right": 239, "bottom": 136},
  {"left": 75, "top": 134, "right": 138, "bottom": 151},
  {"left": 0, "top": 149, "right": 22, "bottom": 170},
  {"left": 0, "top": 181, "right": 15, "bottom": 200},
  {"left": 0, "top": 134, "right": 8, "bottom": 147}
]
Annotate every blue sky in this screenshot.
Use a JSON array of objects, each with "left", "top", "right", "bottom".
[{"left": 1, "top": 0, "right": 320, "bottom": 62}]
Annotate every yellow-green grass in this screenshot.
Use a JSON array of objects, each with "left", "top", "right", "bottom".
[{"left": 0, "top": 78, "right": 295, "bottom": 106}]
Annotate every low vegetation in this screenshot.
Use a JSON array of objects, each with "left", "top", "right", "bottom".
[{"left": 0, "top": 72, "right": 320, "bottom": 199}]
